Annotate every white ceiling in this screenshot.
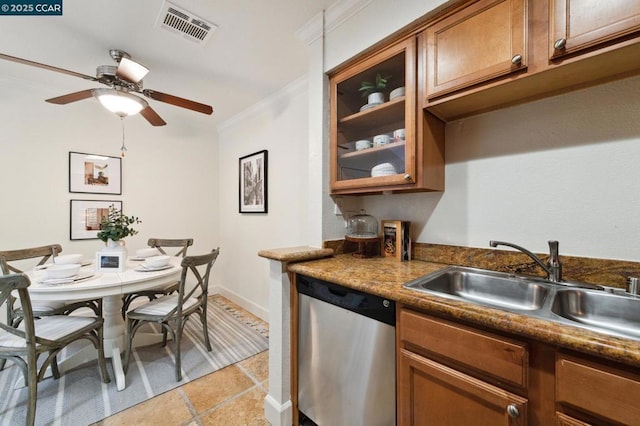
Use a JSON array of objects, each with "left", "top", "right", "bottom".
[{"left": 0, "top": 0, "right": 335, "bottom": 126}]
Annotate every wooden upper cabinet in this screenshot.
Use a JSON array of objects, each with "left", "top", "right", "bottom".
[
  {"left": 329, "top": 36, "right": 445, "bottom": 195},
  {"left": 550, "top": 0, "right": 640, "bottom": 59},
  {"left": 424, "top": 0, "right": 527, "bottom": 99}
]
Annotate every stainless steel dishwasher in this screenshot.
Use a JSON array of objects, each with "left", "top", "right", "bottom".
[{"left": 297, "top": 274, "right": 396, "bottom": 426}]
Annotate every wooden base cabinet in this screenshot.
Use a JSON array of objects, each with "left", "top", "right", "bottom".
[
  {"left": 398, "top": 349, "right": 527, "bottom": 425},
  {"left": 398, "top": 307, "right": 530, "bottom": 425},
  {"left": 556, "top": 354, "right": 640, "bottom": 425}
]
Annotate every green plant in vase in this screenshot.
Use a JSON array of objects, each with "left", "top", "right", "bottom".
[
  {"left": 97, "top": 205, "right": 141, "bottom": 245},
  {"left": 359, "top": 73, "right": 391, "bottom": 105}
]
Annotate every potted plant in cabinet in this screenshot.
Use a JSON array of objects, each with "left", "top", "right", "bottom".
[{"left": 359, "top": 73, "right": 391, "bottom": 106}]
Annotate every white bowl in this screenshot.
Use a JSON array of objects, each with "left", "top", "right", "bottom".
[
  {"left": 136, "top": 248, "right": 161, "bottom": 258},
  {"left": 371, "top": 162, "right": 397, "bottom": 177},
  {"left": 53, "top": 254, "right": 83, "bottom": 265},
  {"left": 390, "top": 86, "right": 406, "bottom": 100},
  {"left": 144, "top": 255, "right": 171, "bottom": 268},
  {"left": 45, "top": 264, "right": 81, "bottom": 279},
  {"left": 355, "top": 139, "right": 372, "bottom": 151}
]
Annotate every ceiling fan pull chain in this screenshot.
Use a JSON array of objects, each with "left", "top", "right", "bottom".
[{"left": 120, "top": 117, "right": 127, "bottom": 158}]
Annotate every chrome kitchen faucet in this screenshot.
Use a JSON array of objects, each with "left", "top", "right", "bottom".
[{"left": 490, "top": 240, "right": 562, "bottom": 282}]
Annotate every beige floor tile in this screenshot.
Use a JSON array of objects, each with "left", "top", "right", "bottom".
[
  {"left": 201, "top": 387, "right": 268, "bottom": 426},
  {"left": 239, "top": 350, "right": 269, "bottom": 383},
  {"left": 182, "top": 364, "right": 255, "bottom": 413},
  {"left": 101, "top": 389, "right": 192, "bottom": 426}
]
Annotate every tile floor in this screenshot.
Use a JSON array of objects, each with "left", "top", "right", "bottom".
[{"left": 93, "top": 297, "right": 270, "bottom": 426}]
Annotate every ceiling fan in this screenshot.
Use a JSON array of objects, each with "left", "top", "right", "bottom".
[{"left": 0, "top": 49, "right": 213, "bottom": 126}]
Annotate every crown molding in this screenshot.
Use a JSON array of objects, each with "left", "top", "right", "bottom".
[
  {"left": 217, "top": 75, "right": 308, "bottom": 133},
  {"left": 296, "top": 0, "right": 374, "bottom": 46}
]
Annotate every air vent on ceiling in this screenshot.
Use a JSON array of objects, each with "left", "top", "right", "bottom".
[{"left": 156, "top": 1, "right": 217, "bottom": 45}]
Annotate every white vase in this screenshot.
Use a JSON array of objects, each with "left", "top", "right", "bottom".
[{"left": 104, "top": 238, "right": 126, "bottom": 253}]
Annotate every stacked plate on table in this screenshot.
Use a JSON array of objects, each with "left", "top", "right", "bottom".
[
  {"left": 135, "top": 255, "right": 173, "bottom": 272},
  {"left": 36, "top": 263, "right": 94, "bottom": 285},
  {"left": 371, "top": 162, "right": 397, "bottom": 177}
]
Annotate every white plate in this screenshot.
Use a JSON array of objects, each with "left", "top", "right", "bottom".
[
  {"left": 359, "top": 102, "right": 383, "bottom": 112},
  {"left": 135, "top": 264, "right": 174, "bottom": 272},
  {"left": 38, "top": 272, "right": 95, "bottom": 285},
  {"left": 129, "top": 257, "right": 146, "bottom": 261}
]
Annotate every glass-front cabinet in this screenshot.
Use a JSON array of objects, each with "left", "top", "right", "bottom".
[{"left": 329, "top": 36, "right": 444, "bottom": 195}]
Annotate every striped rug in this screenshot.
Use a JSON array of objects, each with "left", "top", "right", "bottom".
[{"left": 0, "top": 297, "right": 269, "bottom": 426}]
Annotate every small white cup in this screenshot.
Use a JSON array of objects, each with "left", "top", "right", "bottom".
[
  {"left": 373, "top": 134, "right": 391, "bottom": 147},
  {"left": 393, "top": 128, "right": 406, "bottom": 142},
  {"left": 355, "top": 139, "right": 372, "bottom": 151}
]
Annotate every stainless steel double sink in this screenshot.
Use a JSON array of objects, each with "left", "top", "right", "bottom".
[{"left": 404, "top": 266, "right": 640, "bottom": 341}]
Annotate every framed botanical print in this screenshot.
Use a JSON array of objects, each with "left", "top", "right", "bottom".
[
  {"left": 239, "top": 150, "right": 268, "bottom": 213},
  {"left": 69, "top": 151, "right": 122, "bottom": 195}
]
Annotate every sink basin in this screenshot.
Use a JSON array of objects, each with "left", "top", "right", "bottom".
[
  {"left": 404, "top": 266, "right": 551, "bottom": 311},
  {"left": 551, "top": 289, "right": 640, "bottom": 340}
]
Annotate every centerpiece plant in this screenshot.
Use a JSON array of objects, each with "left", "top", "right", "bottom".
[{"left": 97, "top": 205, "right": 141, "bottom": 243}]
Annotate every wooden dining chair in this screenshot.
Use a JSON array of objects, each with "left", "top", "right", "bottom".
[
  {"left": 123, "top": 247, "right": 219, "bottom": 381},
  {"left": 120, "top": 238, "right": 194, "bottom": 318},
  {"left": 0, "top": 244, "right": 101, "bottom": 328},
  {"left": 0, "top": 273, "right": 110, "bottom": 426}
]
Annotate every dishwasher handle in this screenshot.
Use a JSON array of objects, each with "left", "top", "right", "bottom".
[{"left": 297, "top": 274, "right": 395, "bottom": 326}]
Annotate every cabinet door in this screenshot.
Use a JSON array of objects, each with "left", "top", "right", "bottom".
[
  {"left": 550, "top": 0, "right": 640, "bottom": 59},
  {"left": 330, "top": 37, "right": 419, "bottom": 194},
  {"left": 424, "top": 0, "right": 527, "bottom": 99},
  {"left": 556, "top": 355, "right": 640, "bottom": 425},
  {"left": 398, "top": 349, "right": 527, "bottom": 425}
]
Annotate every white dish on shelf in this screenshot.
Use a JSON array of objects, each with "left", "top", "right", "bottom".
[
  {"left": 371, "top": 162, "right": 397, "bottom": 177},
  {"left": 390, "top": 86, "right": 406, "bottom": 100},
  {"left": 355, "top": 139, "right": 373, "bottom": 151},
  {"left": 359, "top": 102, "right": 383, "bottom": 112}
]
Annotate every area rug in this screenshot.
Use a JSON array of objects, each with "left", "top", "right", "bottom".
[{"left": 0, "top": 297, "right": 269, "bottom": 426}]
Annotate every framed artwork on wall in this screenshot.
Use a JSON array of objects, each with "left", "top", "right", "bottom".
[
  {"left": 69, "top": 151, "right": 122, "bottom": 195},
  {"left": 70, "top": 199, "right": 122, "bottom": 240},
  {"left": 239, "top": 150, "right": 268, "bottom": 213}
]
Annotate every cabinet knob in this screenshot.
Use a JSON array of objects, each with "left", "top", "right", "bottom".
[
  {"left": 511, "top": 54, "right": 522, "bottom": 65},
  {"left": 403, "top": 174, "right": 412, "bottom": 181},
  {"left": 554, "top": 38, "right": 567, "bottom": 50},
  {"left": 506, "top": 404, "right": 520, "bottom": 418}
]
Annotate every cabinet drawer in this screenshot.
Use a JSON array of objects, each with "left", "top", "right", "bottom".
[
  {"left": 556, "top": 355, "right": 640, "bottom": 425},
  {"left": 399, "top": 309, "right": 528, "bottom": 388}
]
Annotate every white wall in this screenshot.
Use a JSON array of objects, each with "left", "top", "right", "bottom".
[
  {"left": 320, "top": 0, "right": 640, "bottom": 262},
  {"left": 361, "top": 76, "right": 640, "bottom": 260},
  {"left": 217, "top": 78, "right": 310, "bottom": 320},
  {"left": 0, "top": 74, "right": 220, "bottom": 279}
]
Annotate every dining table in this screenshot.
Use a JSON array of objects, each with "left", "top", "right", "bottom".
[{"left": 25, "top": 256, "right": 182, "bottom": 391}]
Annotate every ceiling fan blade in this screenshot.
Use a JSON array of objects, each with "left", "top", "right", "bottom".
[
  {"left": 45, "top": 89, "right": 95, "bottom": 105},
  {"left": 143, "top": 89, "right": 213, "bottom": 115},
  {"left": 116, "top": 57, "right": 149, "bottom": 83},
  {"left": 140, "top": 106, "right": 167, "bottom": 126},
  {"left": 0, "top": 53, "right": 97, "bottom": 82}
]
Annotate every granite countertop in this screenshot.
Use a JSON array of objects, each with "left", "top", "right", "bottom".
[{"left": 288, "top": 254, "right": 640, "bottom": 368}]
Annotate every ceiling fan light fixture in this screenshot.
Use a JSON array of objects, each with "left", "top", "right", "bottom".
[
  {"left": 118, "top": 57, "right": 149, "bottom": 83},
  {"left": 93, "top": 88, "right": 148, "bottom": 117}
]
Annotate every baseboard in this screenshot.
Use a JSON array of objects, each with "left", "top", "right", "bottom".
[
  {"left": 209, "top": 284, "right": 269, "bottom": 322},
  {"left": 264, "top": 394, "right": 292, "bottom": 426}
]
